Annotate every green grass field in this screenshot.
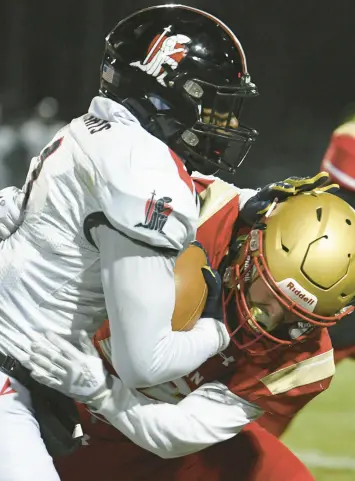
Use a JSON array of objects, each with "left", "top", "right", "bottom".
[{"left": 282, "top": 359, "right": 355, "bottom": 481}]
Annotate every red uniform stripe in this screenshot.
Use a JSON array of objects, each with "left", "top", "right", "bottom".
[{"left": 169, "top": 149, "right": 194, "bottom": 194}]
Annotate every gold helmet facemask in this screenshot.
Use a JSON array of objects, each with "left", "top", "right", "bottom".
[{"left": 223, "top": 192, "right": 355, "bottom": 355}]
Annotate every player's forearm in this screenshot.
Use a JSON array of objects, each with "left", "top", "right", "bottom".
[
  {"left": 94, "top": 224, "right": 228, "bottom": 388},
  {"left": 109, "top": 298, "right": 229, "bottom": 388},
  {"left": 93, "top": 378, "right": 262, "bottom": 459},
  {"left": 116, "top": 316, "right": 229, "bottom": 388}
]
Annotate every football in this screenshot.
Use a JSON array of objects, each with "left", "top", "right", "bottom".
[{"left": 172, "top": 244, "right": 208, "bottom": 331}]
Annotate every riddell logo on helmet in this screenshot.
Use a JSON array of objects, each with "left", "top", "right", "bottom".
[
  {"left": 286, "top": 281, "right": 314, "bottom": 306},
  {"left": 277, "top": 278, "right": 318, "bottom": 312}
]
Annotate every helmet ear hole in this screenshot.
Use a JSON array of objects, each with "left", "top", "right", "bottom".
[{"left": 316, "top": 208, "right": 322, "bottom": 222}]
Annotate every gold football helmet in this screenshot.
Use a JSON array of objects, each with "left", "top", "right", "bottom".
[{"left": 223, "top": 191, "right": 355, "bottom": 353}]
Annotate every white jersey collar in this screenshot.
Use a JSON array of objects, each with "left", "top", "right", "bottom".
[{"left": 89, "top": 96, "right": 141, "bottom": 127}]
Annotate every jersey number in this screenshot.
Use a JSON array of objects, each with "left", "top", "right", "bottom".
[{"left": 23, "top": 136, "right": 64, "bottom": 207}]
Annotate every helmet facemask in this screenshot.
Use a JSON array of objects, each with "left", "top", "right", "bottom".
[{"left": 173, "top": 76, "right": 258, "bottom": 174}]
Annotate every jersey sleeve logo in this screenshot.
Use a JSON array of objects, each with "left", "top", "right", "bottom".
[
  {"left": 130, "top": 25, "right": 191, "bottom": 87},
  {"left": 135, "top": 190, "right": 173, "bottom": 234}
]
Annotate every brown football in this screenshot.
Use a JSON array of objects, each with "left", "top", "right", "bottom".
[{"left": 172, "top": 244, "right": 208, "bottom": 331}]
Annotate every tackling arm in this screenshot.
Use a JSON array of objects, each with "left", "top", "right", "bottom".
[
  {"left": 22, "top": 329, "right": 261, "bottom": 460},
  {"left": 92, "top": 377, "right": 262, "bottom": 458}
]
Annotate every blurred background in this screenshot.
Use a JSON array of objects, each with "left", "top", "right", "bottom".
[
  {"left": 1, "top": 0, "right": 355, "bottom": 188},
  {"left": 1, "top": 1, "right": 355, "bottom": 479}
]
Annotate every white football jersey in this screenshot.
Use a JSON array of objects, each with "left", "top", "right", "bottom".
[{"left": 0, "top": 96, "right": 198, "bottom": 353}]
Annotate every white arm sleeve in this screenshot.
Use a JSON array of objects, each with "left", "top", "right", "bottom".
[
  {"left": 91, "top": 224, "right": 229, "bottom": 388},
  {"left": 94, "top": 378, "right": 263, "bottom": 459}
]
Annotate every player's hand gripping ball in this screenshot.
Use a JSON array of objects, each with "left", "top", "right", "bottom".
[{"left": 172, "top": 242, "right": 220, "bottom": 331}]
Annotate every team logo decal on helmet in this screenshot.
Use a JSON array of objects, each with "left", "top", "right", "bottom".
[
  {"left": 135, "top": 190, "right": 173, "bottom": 234},
  {"left": 130, "top": 25, "right": 191, "bottom": 87}
]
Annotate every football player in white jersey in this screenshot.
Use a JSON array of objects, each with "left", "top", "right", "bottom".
[{"left": 0, "top": 5, "right": 267, "bottom": 480}]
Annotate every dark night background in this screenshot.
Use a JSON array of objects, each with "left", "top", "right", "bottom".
[
  {"left": 0, "top": 0, "right": 355, "bottom": 187},
  {"left": 1, "top": 3, "right": 355, "bottom": 474}
]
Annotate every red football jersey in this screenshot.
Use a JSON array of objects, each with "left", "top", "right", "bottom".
[{"left": 93, "top": 176, "right": 335, "bottom": 437}]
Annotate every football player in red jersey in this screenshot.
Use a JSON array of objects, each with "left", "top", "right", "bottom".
[
  {"left": 16, "top": 173, "right": 355, "bottom": 481},
  {"left": 320, "top": 113, "right": 355, "bottom": 365},
  {"left": 265, "top": 112, "right": 355, "bottom": 438}
]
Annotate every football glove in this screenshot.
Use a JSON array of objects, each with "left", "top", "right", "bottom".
[
  {"left": 27, "top": 331, "right": 111, "bottom": 408},
  {"left": 240, "top": 171, "right": 339, "bottom": 226},
  {"left": 201, "top": 266, "right": 223, "bottom": 320},
  {"left": 190, "top": 241, "right": 223, "bottom": 321}
]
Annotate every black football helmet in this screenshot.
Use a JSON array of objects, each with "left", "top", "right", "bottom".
[{"left": 100, "top": 4, "right": 259, "bottom": 174}]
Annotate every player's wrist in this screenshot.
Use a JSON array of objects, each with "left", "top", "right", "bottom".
[
  {"left": 85, "top": 376, "right": 113, "bottom": 411},
  {"left": 194, "top": 317, "right": 230, "bottom": 353}
]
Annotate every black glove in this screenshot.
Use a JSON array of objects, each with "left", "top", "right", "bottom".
[
  {"left": 240, "top": 171, "right": 339, "bottom": 226},
  {"left": 190, "top": 240, "right": 223, "bottom": 320},
  {"left": 201, "top": 266, "right": 223, "bottom": 320}
]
